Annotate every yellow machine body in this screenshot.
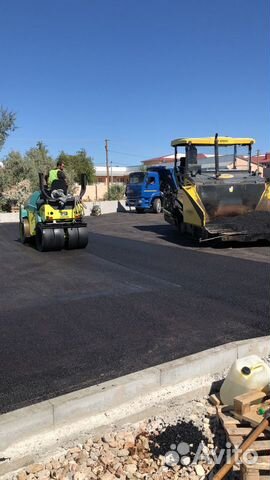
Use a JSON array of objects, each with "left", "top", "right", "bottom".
[
  {"left": 164, "top": 135, "right": 270, "bottom": 242},
  {"left": 19, "top": 173, "right": 88, "bottom": 251}
]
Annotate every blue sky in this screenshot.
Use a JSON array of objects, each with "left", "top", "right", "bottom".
[{"left": 1, "top": 0, "right": 269, "bottom": 165}]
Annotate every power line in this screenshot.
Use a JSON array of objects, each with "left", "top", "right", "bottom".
[{"left": 109, "top": 149, "right": 146, "bottom": 158}]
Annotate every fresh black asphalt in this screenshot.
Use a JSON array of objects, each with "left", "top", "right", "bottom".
[{"left": 0, "top": 213, "right": 269, "bottom": 413}]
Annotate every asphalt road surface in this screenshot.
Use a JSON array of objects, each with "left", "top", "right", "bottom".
[{"left": 0, "top": 213, "right": 269, "bottom": 413}]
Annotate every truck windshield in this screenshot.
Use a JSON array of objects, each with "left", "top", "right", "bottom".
[{"left": 129, "top": 172, "right": 145, "bottom": 184}]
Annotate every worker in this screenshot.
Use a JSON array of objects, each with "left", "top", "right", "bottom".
[
  {"left": 48, "top": 160, "right": 67, "bottom": 189},
  {"left": 51, "top": 170, "right": 68, "bottom": 195},
  {"left": 179, "top": 157, "right": 186, "bottom": 173}
]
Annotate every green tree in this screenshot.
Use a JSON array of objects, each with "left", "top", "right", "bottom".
[
  {"left": 0, "top": 151, "right": 31, "bottom": 210},
  {"left": 57, "top": 149, "right": 96, "bottom": 184},
  {"left": 25, "top": 141, "right": 54, "bottom": 189},
  {"left": 0, "top": 151, "right": 28, "bottom": 188},
  {"left": 0, "top": 142, "right": 54, "bottom": 210},
  {"left": 0, "top": 106, "right": 16, "bottom": 151}
]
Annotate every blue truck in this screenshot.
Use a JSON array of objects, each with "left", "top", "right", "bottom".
[{"left": 125, "top": 166, "right": 175, "bottom": 213}]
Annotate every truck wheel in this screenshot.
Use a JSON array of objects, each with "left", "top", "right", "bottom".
[
  {"left": 136, "top": 208, "right": 145, "bottom": 213},
  {"left": 153, "top": 198, "right": 162, "bottom": 213}
]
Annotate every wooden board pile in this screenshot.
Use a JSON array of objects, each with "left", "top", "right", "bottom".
[{"left": 211, "top": 390, "right": 270, "bottom": 480}]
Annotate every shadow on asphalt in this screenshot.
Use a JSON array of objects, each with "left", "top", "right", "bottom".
[
  {"left": 14, "top": 236, "right": 37, "bottom": 250},
  {"left": 134, "top": 224, "right": 270, "bottom": 250},
  {"left": 134, "top": 224, "right": 199, "bottom": 248}
]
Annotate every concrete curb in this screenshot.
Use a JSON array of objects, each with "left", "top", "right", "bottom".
[
  {"left": 0, "top": 201, "right": 130, "bottom": 223},
  {"left": 0, "top": 336, "right": 269, "bottom": 455}
]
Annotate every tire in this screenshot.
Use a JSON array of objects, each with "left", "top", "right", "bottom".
[
  {"left": 77, "top": 227, "right": 88, "bottom": 249},
  {"left": 153, "top": 198, "right": 162, "bottom": 214},
  {"left": 66, "top": 228, "right": 78, "bottom": 250},
  {"left": 66, "top": 227, "right": 88, "bottom": 249},
  {"left": 53, "top": 228, "right": 65, "bottom": 250},
  {"left": 136, "top": 208, "right": 145, "bottom": 213},
  {"left": 35, "top": 226, "right": 64, "bottom": 251},
  {"left": 19, "top": 219, "right": 30, "bottom": 244}
]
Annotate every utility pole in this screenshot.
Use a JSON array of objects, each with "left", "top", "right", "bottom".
[
  {"left": 256, "top": 149, "right": 260, "bottom": 174},
  {"left": 110, "top": 160, "right": 113, "bottom": 185},
  {"left": 105, "top": 139, "right": 110, "bottom": 193}
]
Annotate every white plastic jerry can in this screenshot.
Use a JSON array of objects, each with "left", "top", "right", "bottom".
[{"left": 220, "top": 355, "right": 270, "bottom": 406}]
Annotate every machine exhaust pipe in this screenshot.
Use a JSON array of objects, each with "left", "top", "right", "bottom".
[{"left": 214, "top": 133, "right": 219, "bottom": 177}]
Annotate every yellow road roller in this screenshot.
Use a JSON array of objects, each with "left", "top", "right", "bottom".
[{"left": 19, "top": 173, "right": 88, "bottom": 251}]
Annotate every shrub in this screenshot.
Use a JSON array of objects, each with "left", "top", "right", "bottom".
[{"left": 103, "top": 184, "right": 126, "bottom": 201}]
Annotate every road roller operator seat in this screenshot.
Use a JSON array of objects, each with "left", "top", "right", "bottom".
[{"left": 38, "top": 172, "right": 87, "bottom": 210}]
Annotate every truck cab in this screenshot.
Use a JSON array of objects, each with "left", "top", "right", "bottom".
[{"left": 126, "top": 167, "right": 175, "bottom": 213}]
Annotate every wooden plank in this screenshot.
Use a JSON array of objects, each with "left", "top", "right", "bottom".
[
  {"left": 233, "top": 411, "right": 260, "bottom": 426},
  {"left": 243, "top": 456, "right": 270, "bottom": 469},
  {"left": 228, "top": 436, "right": 270, "bottom": 451},
  {"left": 228, "top": 435, "right": 244, "bottom": 447},
  {"left": 233, "top": 412, "right": 270, "bottom": 432},
  {"left": 234, "top": 390, "right": 267, "bottom": 405},
  {"left": 226, "top": 427, "right": 267, "bottom": 438},
  {"left": 240, "top": 464, "right": 260, "bottom": 479},
  {"left": 209, "top": 393, "right": 221, "bottom": 406},
  {"left": 242, "top": 412, "right": 270, "bottom": 429},
  {"left": 219, "top": 405, "right": 232, "bottom": 413},
  {"left": 218, "top": 411, "right": 240, "bottom": 426},
  {"left": 234, "top": 391, "right": 266, "bottom": 416},
  {"left": 248, "top": 440, "right": 270, "bottom": 451}
]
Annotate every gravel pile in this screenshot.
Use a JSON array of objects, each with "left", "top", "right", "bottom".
[{"left": 13, "top": 395, "right": 236, "bottom": 480}]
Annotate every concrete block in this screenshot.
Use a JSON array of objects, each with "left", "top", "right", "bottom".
[
  {"left": 0, "top": 455, "right": 34, "bottom": 476},
  {"left": 237, "top": 336, "right": 270, "bottom": 359},
  {"left": 52, "top": 367, "right": 160, "bottom": 426},
  {"left": 0, "top": 401, "right": 53, "bottom": 451},
  {"left": 0, "top": 212, "right": 18, "bottom": 223},
  {"left": 116, "top": 384, "right": 211, "bottom": 427},
  {"left": 84, "top": 200, "right": 129, "bottom": 216},
  {"left": 159, "top": 343, "right": 238, "bottom": 387}
]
